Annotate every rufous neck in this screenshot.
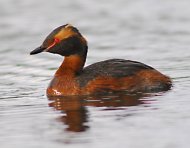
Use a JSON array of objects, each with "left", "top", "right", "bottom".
[{"left": 55, "top": 55, "right": 86, "bottom": 76}]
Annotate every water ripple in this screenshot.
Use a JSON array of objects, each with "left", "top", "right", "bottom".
[{"left": 1, "top": 0, "right": 190, "bottom": 148}]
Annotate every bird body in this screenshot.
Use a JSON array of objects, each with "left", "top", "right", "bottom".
[{"left": 30, "top": 24, "right": 172, "bottom": 96}]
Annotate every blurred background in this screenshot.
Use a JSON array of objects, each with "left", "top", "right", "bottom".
[{"left": 0, "top": 0, "right": 190, "bottom": 148}]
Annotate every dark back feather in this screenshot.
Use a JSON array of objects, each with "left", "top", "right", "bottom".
[{"left": 77, "top": 59, "right": 154, "bottom": 87}]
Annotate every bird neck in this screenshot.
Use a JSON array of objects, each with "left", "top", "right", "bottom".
[{"left": 55, "top": 54, "right": 86, "bottom": 76}]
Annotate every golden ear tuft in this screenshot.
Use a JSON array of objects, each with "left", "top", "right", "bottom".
[{"left": 65, "top": 24, "right": 73, "bottom": 28}]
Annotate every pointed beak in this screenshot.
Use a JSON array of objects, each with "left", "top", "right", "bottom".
[{"left": 30, "top": 46, "right": 46, "bottom": 55}]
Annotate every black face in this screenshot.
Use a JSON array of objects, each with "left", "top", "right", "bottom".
[
  {"left": 30, "top": 24, "right": 88, "bottom": 57},
  {"left": 48, "top": 36, "right": 87, "bottom": 56}
]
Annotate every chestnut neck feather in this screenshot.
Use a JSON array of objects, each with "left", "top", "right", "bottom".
[{"left": 55, "top": 54, "right": 86, "bottom": 76}]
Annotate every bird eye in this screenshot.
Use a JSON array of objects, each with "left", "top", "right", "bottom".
[
  {"left": 47, "top": 38, "right": 60, "bottom": 49},
  {"left": 54, "top": 38, "right": 60, "bottom": 43}
]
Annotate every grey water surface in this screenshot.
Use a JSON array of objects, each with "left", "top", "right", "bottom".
[{"left": 0, "top": 0, "right": 190, "bottom": 148}]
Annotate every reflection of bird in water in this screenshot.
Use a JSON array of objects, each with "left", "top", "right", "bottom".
[
  {"left": 58, "top": 108, "right": 88, "bottom": 132},
  {"left": 49, "top": 96, "right": 88, "bottom": 132},
  {"left": 48, "top": 93, "right": 151, "bottom": 132}
]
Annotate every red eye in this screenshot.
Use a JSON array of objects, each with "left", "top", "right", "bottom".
[
  {"left": 54, "top": 38, "right": 60, "bottom": 43},
  {"left": 47, "top": 38, "right": 60, "bottom": 49}
]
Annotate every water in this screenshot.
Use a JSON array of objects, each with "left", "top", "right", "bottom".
[{"left": 0, "top": 0, "right": 190, "bottom": 147}]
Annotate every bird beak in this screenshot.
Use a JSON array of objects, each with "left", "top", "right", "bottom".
[{"left": 30, "top": 46, "right": 46, "bottom": 55}]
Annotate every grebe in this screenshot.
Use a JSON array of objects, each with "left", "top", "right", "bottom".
[{"left": 30, "top": 24, "right": 172, "bottom": 96}]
